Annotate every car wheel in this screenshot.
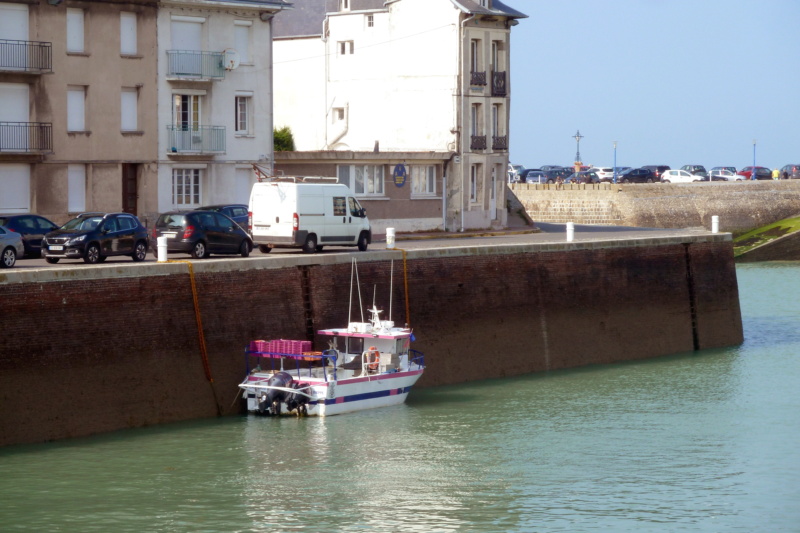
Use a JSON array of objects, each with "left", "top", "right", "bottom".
[
  {"left": 1, "top": 246, "right": 16, "bottom": 268},
  {"left": 357, "top": 232, "right": 369, "bottom": 252},
  {"left": 302, "top": 235, "right": 317, "bottom": 254},
  {"left": 646, "top": 178, "right": 653, "bottom": 183},
  {"left": 662, "top": 179, "right": 670, "bottom": 183},
  {"left": 84, "top": 244, "right": 101, "bottom": 264},
  {"left": 239, "top": 240, "right": 251, "bottom": 258},
  {"left": 622, "top": 178, "right": 629, "bottom": 184},
  {"left": 258, "top": 244, "right": 272, "bottom": 254},
  {"left": 191, "top": 241, "right": 208, "bottom": 259},
  {"left": 45, "top": 257, "right": 59, "bottom": 264},
  {"left": 547, "top": 179, "right": 554, "bottom": 184},
  {"left": 132, "top": 241, "right": 147, "bottom": 262}
]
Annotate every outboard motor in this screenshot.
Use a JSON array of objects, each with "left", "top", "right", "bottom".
[
  {"left": 285, "top": 382, "right": 311, "bottom": 416},
  {"left": 257, "top": 372, "right": 294, "bottom": 415}
]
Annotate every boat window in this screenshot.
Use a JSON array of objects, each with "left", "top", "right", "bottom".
[
  {"left": 346, "top": 337, "right": 364, "bottom": 355},
  {"left": 396, "top": 338, "right": 409, "bottom": 356}
]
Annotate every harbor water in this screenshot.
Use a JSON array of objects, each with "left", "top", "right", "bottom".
[{"left": 1, "top": 263, "right": 799, "bottom": 532}]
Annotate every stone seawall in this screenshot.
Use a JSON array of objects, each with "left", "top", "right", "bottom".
[
  {"left": 0, "top": 236, "right": 743, "bottom": 446},
  {"left": 511, "top": 181, "right": 800, "bottom": 233}
]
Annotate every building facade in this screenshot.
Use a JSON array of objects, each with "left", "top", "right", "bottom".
[
  {"left": 272, "top": 0, "right": 525, "bottom": 234},
  {"left": 0, "top": 0, "right": 159, "bottom": 224}
]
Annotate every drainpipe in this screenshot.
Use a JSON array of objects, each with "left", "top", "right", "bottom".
[{"left": 459, "top": 14, "right": 476, "bottom": 232}]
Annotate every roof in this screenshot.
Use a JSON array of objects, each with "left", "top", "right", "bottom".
[
  {"left": 450, "top": 0, "right": 527, "bottom": 19},
  {"left": 179, "top": 0, "right": 293, "bottom": 9}
]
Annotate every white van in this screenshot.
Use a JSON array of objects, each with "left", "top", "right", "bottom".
[{"left": 248, "top": 181, "right": 371, "bottom": 254}]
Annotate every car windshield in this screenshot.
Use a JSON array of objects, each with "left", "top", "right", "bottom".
[
  {"left": 61, "top": 216, "right": 102, "bottom": 231},
  {"left": 157, "top": 214, "right": 186, "bottom": 228}
]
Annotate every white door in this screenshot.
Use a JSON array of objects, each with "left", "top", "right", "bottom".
[
  {"left": 0, "top": 4, "right": 28, "bottom": 41},
  {"left": 0, "top": 164, "right": 31, "bottom": 213}
]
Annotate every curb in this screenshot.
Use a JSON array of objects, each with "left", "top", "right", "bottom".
[{"left": 374, "top": 227, "right": 540, "bottom": 242}]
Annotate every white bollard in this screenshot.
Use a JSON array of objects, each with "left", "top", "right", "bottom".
[
  {"left": 157, "top": 236, "right": 168, "bottom": 262},
  {"left": 386, "top": 227, "right": 396, "bottom": 249},
  {"left": 711, "top": 216, "right": 719, "bottom": 234},
  {"left": 566, "top": 222, "right": 574, "bottom": 242}
]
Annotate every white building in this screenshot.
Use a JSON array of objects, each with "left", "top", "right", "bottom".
[
  {"left": 272, "top": 0, "right": 525, "bottom": 233},
  {"left": 156, "top": 0, "right": 291, "bottom": 217}
]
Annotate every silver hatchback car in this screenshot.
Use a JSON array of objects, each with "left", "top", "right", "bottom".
[{"left": 0, "top": 225, "right": 25, "bottom": 268}]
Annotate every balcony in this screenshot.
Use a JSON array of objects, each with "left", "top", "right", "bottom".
[
  {"left": 0, "top": 39, "right": 52, "bottom": 74},
  {"left": 166, "top": 50, "right": 225, "bottom": 80},
  {"left": 167, "top": 125, "right": 226, "bottom": 154},
  {"left": 491, "top": 71, "right": 507, "bottom": 97},
  {"left": 470, "top": 135, "right": 487, "bottom": 151},
  {"left": 470, "top": 71, "right": 486, "bottom": 87},
  {"left": 492, "top": 135, "right": 508, "bottom": 151},
  {"left": 0, "top": 122, "right": 52, "bottom": 153}
]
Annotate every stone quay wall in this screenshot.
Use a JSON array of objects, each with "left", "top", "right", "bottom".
[
  {"left": 0, "top": 236, "right": 743, "bottom": 446},
  {"left": 510, "top": 181, "right": 800, "bottom": 233}
]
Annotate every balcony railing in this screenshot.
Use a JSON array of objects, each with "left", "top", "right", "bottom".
[
  {"left": 166, "top": 50, "right": 225, "bottom": 80},
  {"left": 167, "top": 125, "right": 226, "bottom": 154},
  {"left": 470, "top": 71, "right": 487, "bottom": 86},
  {"left": 0, "top": 39, "right": 52, "bottom": 73},
  {"left": 492, "top": 135, "right": 508, "bottom": 151},
  {"left": 491, "top": 71, "right": 507, "bottom": 97},
  {"left": 470, "top": 135, "right": 487, "bottom": 151},
  {"left": 0, "top": 122, "right": 53, "bottom": 153}
]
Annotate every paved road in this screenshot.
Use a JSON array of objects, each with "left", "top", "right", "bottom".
[{"left": 10, "top": 222, "right": 718, "bottom": 271}]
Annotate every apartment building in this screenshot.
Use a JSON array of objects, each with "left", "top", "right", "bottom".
[
  {"left": 0, "top": 0, "right": 158, "bottom": 224},
  {"left": 156, "top": 0, "right": 290, "bottom": 219},
  {"left": 272, "top": 0, "right": 526, "bottom": 233}
]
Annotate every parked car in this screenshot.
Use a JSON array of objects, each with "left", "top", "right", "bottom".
[
  {"left": 542, "top": 168, "right": 572, "bottom": 183},
  {"left": 710, "top": 166, "right": 737, "bottom": 175},
  {"left": 41, "top": 212, "right": 149, "bottom": 264},
  {"left": 0, "top": 225, "right": 24, "bottom": 268},
  {"left": 590, "top": 167, "right": 615, "bottom": 181},
  {"left": 737, "top": 166, "right": 772, "bottom": 180},
  {"left": 524, "top": 171, "right": 548, "bottom": 184},
  {"left": 707, "top": 169, "right": 738, "bottom": 181},
  {"left": 564, "top": 171, "right": 600, "bottom": 184},
  {"left": 539, "top": 165, "right": 564, "bottom": 171},
  {"left": 197, "top": 204, "right": 249, "bottom": 228},
  {"left": 0, "top": 214, "right": 59, "bottom": 258},
  {"left": 680, "top": 165, "right": 708, "bottom": 179},
  {"left": 780, "top": 164, "right": 800, "bottom": 179},
  {"left": 150, "top": 210, "right": 253, "bottom": 259},
  {"left": 507, "top": 164, "right": 524, "bottom": 183},
  {"left": 641, "top": 165, "right": 671, "bottom": 181},
  {"left": 617, "top": 168, "right": 657, "bottom": 183},
  {"left": 661, "top": 169, "right": 699, "bottom": 183},
  {"left": 598, "top": 167, "right": 632, "bottom": 182}
]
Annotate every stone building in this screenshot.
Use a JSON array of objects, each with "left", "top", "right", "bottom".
[{"left": 272, "top": 0, "right": 526, "bottom": 234}]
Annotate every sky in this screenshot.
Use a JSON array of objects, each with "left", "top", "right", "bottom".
[{"left": 507, "top": 0, "right": 800, "bottom": 171}]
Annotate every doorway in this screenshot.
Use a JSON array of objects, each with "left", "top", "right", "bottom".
[{"left": 122, "top": 163, "right": 138, "bottom": 214}]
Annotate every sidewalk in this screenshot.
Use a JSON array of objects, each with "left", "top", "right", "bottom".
[{"left": 376, "top": 211, "right": 539, "bottom": 242}]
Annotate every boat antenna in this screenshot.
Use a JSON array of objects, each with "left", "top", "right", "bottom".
[
  {"left": 389, "top": 260, "right": 394, "bottom": 322},
  {"left": 356, "top": 259, "right": 364, "bottom": 322},
  {"left": 348, "top": 259, "right": 354, "bottom": 324}
]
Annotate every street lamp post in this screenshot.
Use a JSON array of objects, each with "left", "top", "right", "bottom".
[
  {"left": 573, "top": 130, "right": 584, "bottom": 173},
  {"left": 752, "top": 139, "right": 757, "bottom": 180},
  {"left": 613, "top": 141, "right": 618, "bottom": 184}
]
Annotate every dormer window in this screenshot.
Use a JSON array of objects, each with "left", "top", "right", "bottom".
[{"left": 340, "top": 0, "right": 349, "bottom": 11}]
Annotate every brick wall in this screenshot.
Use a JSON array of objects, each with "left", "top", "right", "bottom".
[
  {"left": 0, "top": 238, "right": 743, "bottom": 446},
  {"left": 512, "top": 181, "right": 800, "bottom": 233}
]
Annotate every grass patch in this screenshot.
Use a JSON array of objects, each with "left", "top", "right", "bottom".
[{"left": 733, "top": 216, "right": 800, "bottom": 256}]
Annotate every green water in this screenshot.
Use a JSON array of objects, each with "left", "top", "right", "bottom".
[{"left": 1, "top": 263, "right": 799, "bottom": 532}]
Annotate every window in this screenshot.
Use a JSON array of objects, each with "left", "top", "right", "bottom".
[
  {"left": 67, "top": 164, "right": 86, "bottom": 212},
  {"left": 120, "top": 12, "right": 137, "bottom": 55},
  {"left": 121, "top": 88, "right": 138, "bottom": 131},
  {"left": 470, "top": 165, "right": 479, "bottom": 202},
  {"left": 173, "top": 94, "right": 201, "bottom": 128},
  {"left": 339, "top": 0, "right": 349, "bottom": 11},
  {"left": 172, "top": 168, "right": 201, "bottom": 206},
  {"left": 338, "top": 41, "right": 354, "bottom": 55},
  {"left": 366, "top": 14, "right": 374, "bottom": 28},
  {"left": 235, "top": 95, "right": 251, "bottom": 134},
  {"left": 234, "top": 21, "right": 251, "bottom": 63},
  {"left": 67, "top": 86, "right": 86, "bottom": 132},
  {"left": 338, "top": 165, "right": 384, "bottom": 196},
  {"left": 411, "top": 166, "right": 436, "bottom": 196},
  {"left": 492, "top": 104, "right": 499, "bottom": 139},
  {"left": 470, "top": 39, "right": 479, "bottom": 73},
  {"left": 333, "top": 107, "right": 345, "bottom": 122},
  {"left": 67, "top": 8, "right": 85, "bottom": 53},
  {"left": 471, "top": 104, "right": 480, "bottom": 137}
]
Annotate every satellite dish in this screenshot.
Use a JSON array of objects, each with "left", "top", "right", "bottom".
[{"left": 223, "top": 48, "right": 240, "bottom": 70}]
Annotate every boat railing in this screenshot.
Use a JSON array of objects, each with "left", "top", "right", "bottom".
[
  {"left": 409, "top": 349, "right": 425, "bottom": 370},
  {"left": 244, "top": 348, "right": 338, "bottom": 382}
]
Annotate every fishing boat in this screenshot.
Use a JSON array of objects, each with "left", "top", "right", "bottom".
[{"left": 238, "top": 262, "right": 425, "bottom": 416}]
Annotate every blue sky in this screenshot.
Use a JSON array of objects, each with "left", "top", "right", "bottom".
[{"left": 507, "top": 0, "right": 800, "bottom": 171}]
